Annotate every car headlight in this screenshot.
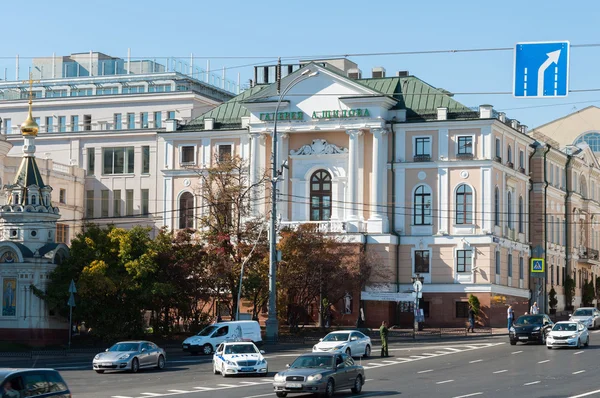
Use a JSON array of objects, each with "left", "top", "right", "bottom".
[
  {"left": 257, "top": 359, "right": 266, "bottom": 365},
  {"left": 569, "top": 334, "right": 579, "bottom": 339},
  {"left": 118, "top": 354, "right": 131, "bottom": 360},
  {"left": 94, "top": 354, "right": 100, "bottom": 360},
  {"left": 274, "top": 373, "right": 285, "bottom": 382},
  {"left": 226, "top": 360, "right": 235, "bottom": 366},
  {"left": 307, "top": 374, "right": 323, "bottom": 382},
  {"left": 334, "top": 345, "right": 345, "bottom": 350},
  {"left": 509, "top": 327, "right": 515, "bottom": 332},
  {"left": 533, "top": 326, "right": 540, "bottom": 331},
  {"left": 313, "top": 345, "right": 318, "bottom": 350}
]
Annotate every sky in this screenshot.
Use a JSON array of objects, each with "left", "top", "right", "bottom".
[{"left": 2, "top": 0, "right": 599, "bottom": 129}]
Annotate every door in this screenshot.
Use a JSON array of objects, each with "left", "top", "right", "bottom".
[
  {"left": 214, "top": 344, "right": 224, "bottom": 368},
  {"left": 333, "top": 355, "right": 349, "bottom": 388},
  {"left": 350, "top": 332, "right": 364, "bottom": 354},
  {"left": 343, "top": 354, "right": 358, "bottom": 385},
  {"left": 140, "top": 343, "right": 155, "bottom": 367}
]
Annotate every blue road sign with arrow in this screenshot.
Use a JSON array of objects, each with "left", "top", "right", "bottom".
[{"left": 514, "top": 41, "right": 570, "bottom": 98}]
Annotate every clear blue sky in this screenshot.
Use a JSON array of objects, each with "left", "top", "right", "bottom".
[{"left": 3, "top": 0, "right": 599, "bottom": 129}]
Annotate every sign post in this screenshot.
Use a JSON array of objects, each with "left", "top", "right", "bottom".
[{"left": 67, "top": 280, "right": 76, "bottom": 349}]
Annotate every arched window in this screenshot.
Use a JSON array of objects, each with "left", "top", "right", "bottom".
[
  {"left": 518, "top": 196, "right": 524, "bottom": 233},
  {"left": 574, "top": 131, "right": 600, "bottom": 152},
  {"left": 414, "top": 185, "right": 432, "bottom": 225},
  {"left": 179, "top": 192, "right": 194, "bottom": 229},
  {"left": 455, "top": 184, "right": 473, "bottom": 225},
  {"left": 507, "top": 145, "right": 512, "bottom": 165},
  {"left": 310, "top": 170, "right": 332, "bottom": 221},
  {"left": 494, "top": 187, "right": 500, "bottom": 226},
  {"left": 507, "top": 191, "right": 513, "bottom": 228}
]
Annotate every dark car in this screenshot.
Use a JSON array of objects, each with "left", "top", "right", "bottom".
[
  {"left": 0, "top": 368, "right": 71, "bottom": 397},
  {"left": 509, "top": 314, "right": 554, "bottom": 345},
  {"left": 272, "top": 352, "right": 365, "bottom": 398}
]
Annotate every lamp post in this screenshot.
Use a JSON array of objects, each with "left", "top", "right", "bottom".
[
  {"left": 265, "top": 67, "right": 319, "bottom": 342},
  {"left": 411, "top": 274, "right": 424, "bottom": 335}
]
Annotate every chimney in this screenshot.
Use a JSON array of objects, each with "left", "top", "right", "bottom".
[
  {"left": 396, "top": 71, "right": 409, "bottom": 77},
  {"left": 204, "top": 118, "right": 214, "bottom": 130},
  {"left": 437, "top": 107, "right": 448, "bottom": 121},
  {"left": 348, "top": 68, "right": 362, "bottom": 79},
  {"left": 165, "top": 119, "right": 177, "bottom": 132},
  {"left": 511, "top": 120, "right": 520, "bottom": 130},
  {"left": 520, "top": 125, "right": 528, "bottom": 134},
  {"left": 372, "top": 67, "right": 386, "bottom": 78},
  {"left": 498, "top": 112, "right": 506, "bottom": 123},
  {"left": 241, "top": 116, "right": 250, "bottom": 129},
  {"left": 479, "top": 104, "right": 493, "bottom": 119}
]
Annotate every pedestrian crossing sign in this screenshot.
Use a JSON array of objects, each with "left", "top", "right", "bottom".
[{"left": 531, "top": 258, "right": 544, "bottom": 273}]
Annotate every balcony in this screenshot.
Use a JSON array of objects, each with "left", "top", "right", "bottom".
[
  {"left": 456, "top": 153, "right": 474, "bottom": 160},
  {"left": 414, "top": 154, "right": 431, "bottom": 162},
  {"left": 279, "top": 220, "right": 366, "bottom": 233},
  {"left": 493, "top": 156, "right": 502, "bottom": 163},
  {"left": 518, "top": 167, "right": 526, "bottom": 174},
  {"left": 578, "top": 247, "right": 600, "bottom": 262},
  {"left": 506, "top": 161, "right": 514, "bottom": 169}
]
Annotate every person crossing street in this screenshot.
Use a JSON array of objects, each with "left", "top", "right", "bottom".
[{"left": 380, "top": 320, "right": 389, "bottom": 357}]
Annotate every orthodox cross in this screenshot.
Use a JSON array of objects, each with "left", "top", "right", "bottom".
[{"left": 22, "top": 72, "right": 40, "bottom": 103}]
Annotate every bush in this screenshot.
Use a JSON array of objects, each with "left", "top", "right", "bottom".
[
  {"left": 548, "top": 287, "right": 558, "bottom": 310},
  {"left": 468, "top": 294, "right": 481, "bottom": 315}
]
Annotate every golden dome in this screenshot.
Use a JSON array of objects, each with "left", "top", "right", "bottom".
[{"left": 20, "top": 103, "right": 38, "bottom": 137}]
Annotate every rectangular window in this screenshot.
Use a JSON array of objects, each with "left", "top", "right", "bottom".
[
  {"left": 181, "top": 145, "right": 195, "bottom": 164},
  {"left": 102, "top": 147, "right": 135, "bottom": 174},
  {"left": 46, "top": 116, "right": 54, "bottom": 133},
  {"left": 59, "top": 188, "right": 66, "bottom": 204},
  {"left": 86, "top": 190, "right": 94, "bottom": 218},
  {"left": 56, "top": 223, "right": 69, "bottom": 244},
  {"left": 495, "top": 138, "right": 501, "bottom": 159},
  {"left": 101, "top": 190, "right": 109, "bottom": 217},
  {"left": 58, "top": 116, "right": 66, "bottom": 132},
  {"left": 414, "top": 250, "right": 430, "bottom": 273},
  {"left": 114, "top": 113, "right": 122, "bottom": 130},
  {"left": 519, "top": 150, "right": 524, "bottom": 170},
  {"left": 142, "top": 146, "right": 150, "bottom": 174},
  {"left": 218, "top": 144, "right": 232, "bottom": 162},
  {"left": 3, "top": 118, "right": 11, "bottom": 134},
  {"left": 141, "top": 189, "right": 149, "bottom": 216},
  {"left": 71, "top": 115, "right": 79, "bottom": 132},
  {"left": 557, "top": 266, "right": 561, "bottom": 286},
  {"left": 87, "top": 147, "right": 95, "bottom": 175},
  {"left": 457, "top": 136, "right": 473, "bottom": 155},
  {"left": 508, "top": 253, "right": 513, "bottom": 278},
  {"left": 457, "top": 250, "right": 472, "bottom": 273},
  {"left": 519, "top": 257, "right": 524, "bottom": 279},
  {"left": 495, "top": 252, "right": 501, "bottom": 275},
  {"left": 126, "top": 190, "right": 134, "bottom": 216},
  {"left": 167, "top": 111, "right": 176, "bottom": 120},
  {"left": 127, "top": 113, "right": 135, "bottom": 129},
  {"left": 140, "top": 112, "right": 149, "bottom": 128},
  {"left": 414, "top": 137, "right": 431, "bottom": 156},
  {"left": 456, "top": 302, "right": 469, "bottom": 318},
  {"left": 113, "top": 190, "right": 121, "bottom": 218},
  {"left": 154, "top": 111, "right": 162, "bottom": 128},
  {"left": 83, "top": 114, "right": 91, "bottom": 131}
]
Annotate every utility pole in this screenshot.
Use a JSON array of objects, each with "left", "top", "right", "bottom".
[{"left": 67, "top": 280, "right": 76, "bottom": 349}]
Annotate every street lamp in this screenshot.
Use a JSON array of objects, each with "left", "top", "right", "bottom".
[
  {"left": 411, "top": 274, "right": 425, "bottom": 335},
  {"left": 265, "top": 67, "right": 319, "bottom": 341}
]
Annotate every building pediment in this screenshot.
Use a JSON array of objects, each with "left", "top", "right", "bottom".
[{"left": 290, "top": 139, "right": 348, "bottom": 156}]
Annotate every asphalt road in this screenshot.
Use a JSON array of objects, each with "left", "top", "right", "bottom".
[{"left": 2, "top": 333, "right": 600, "bottom": 398}]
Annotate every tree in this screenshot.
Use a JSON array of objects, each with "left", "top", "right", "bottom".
[
  {"left": 468, "top": 294, "right": 481, "bottom": 316},
  {"left": 548, "top": 287, "right": 558, "bottom": 312},
  {"left": 595, "top": 276, "right": 600, "bottom": 302},
  {"left": 582, "top": 280, "right": 595, "bottom": 307},
  {"left": 564, "top": 275, "right": 576, "bottom": 309}
]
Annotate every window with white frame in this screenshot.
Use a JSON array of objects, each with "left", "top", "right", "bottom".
[
  {"left": 494, "top": 187, "right": 500, "bottom": 226},
  {"left": 457, "top": 136, "right": 473, "bottom": 155},
  {"left": 456, "top": 249, "right": 472, "bottom": 273},
  {"left": 217, "top": 144, "right": 233, "bottom": 162},
  {"left": 413, "top": 185, "right": 432, "bottom": 225},
  {"left": 180, "top": 145, "right": 196, "bottom": 165},
  {"left": 414, "top": 137, "right": 431, "bottom": 160},
  {"left": 414, "top": 250, "right": 430, "bottom": 273},
  {"left": 519, "top": 257, "right": 524, "bottom": 280},
  {"left": 495, "top": 138, "right": 501, "bottom": 160},
  {"left": 508, "top": 253, "right": 513, "bottom": 277},
  {"left": 518, "top": 196, "right": 524, "bottom": 233},
  {"left": 495, "top": 252, "right": 501, "bottom": 275},
  {"left": 103, "top": 147, "right": 134, "bottom": 174},
  {"left": 455, "top": 184, "right": 473, "bottom": 224},
  {"left": 507, "top": 191, "right": 513, "bottom": 229},
  {"left": 519, "top": 150, "right": 524, "bottom": 170}
]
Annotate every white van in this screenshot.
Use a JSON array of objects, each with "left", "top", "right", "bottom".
[{"left": 182, "top": 320, "right": 262, "bottom": 355}]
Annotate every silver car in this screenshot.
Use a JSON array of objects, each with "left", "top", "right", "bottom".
[
  {"left": 569, "top": 307, "right": 600, "bottom": 329},
  {"left": 93, "top": 341, "right": 166, "bottom": 373}
]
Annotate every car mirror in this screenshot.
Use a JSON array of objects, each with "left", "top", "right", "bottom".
[
  {"left": 260, "top": 350, "right": 266, "bottom": 354},
  {"left": 105, "top": 349, "right": 109, "bottom": 352},
  {"left": 319, "top": 338, "right": 323, "bottom": 342},
  {"left": 285, "top": 364, "right": 290, "bottom": 368},
  {"left": 350, "top": 337, "right": 358, "bottom": 341},
  {"left": 568, "top": 314, "right": 572, "bottom": 317},
  {"left": 141, "top": 348, "right": 146, "bottom": 352}
]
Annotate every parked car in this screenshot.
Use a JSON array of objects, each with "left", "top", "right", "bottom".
[
  {"left": 213, "top": 341, "right": 268, "bottom": 377},
  {"left": 0, "top": 368, "right": 71, "bottom": 398},
  {"left": 92, "top": 341, "right": 166, "bottom": 373},
  {"left": 312, "top": 330, "right": 372, "bottom": 358},
  {"left": 569, "top": 307, "right": 600, "bottom": 330},
  {"left": 547, "top": 321, "right": 590, "bottom": 349},
  {"left": 273, "top": 353, "right": 365, "bottom": 398},
  {"left": 509, "top": 314, "right": 553, "bottom": 345},
  {"left": 183, "top": 320, "right": 262, "bottom": 355}
]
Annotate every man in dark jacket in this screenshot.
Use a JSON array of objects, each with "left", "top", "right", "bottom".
[
  {"left": 380, "top": 321, "right": 389, "bottom": 357},
  {"left": 467, "top": 306, "right": 475, "bottom": 333}
]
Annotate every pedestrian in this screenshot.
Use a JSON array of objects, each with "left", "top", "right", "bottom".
[
  {"left": 507, "top": 304, "right": 514, "bottom": 331},
  {"left": 530, "top": 302, "right": 539, "bottom": 315},
  {"left": 380, "top": 321, "right": 389, "bottom": 357},
  {"left": 467, "top": 306, "right": 475, "bottom": 333}
]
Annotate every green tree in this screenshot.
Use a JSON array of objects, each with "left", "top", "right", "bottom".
[
  {"left": 468, "top": 294, "right": 481, "bottom": 315},
  {"left": 582, "top": 280, "right": 595, "bottom": 307},
  {"left": 564, "top": 275, "right": 576, "bottom": 309},
  {"left": 549, "top": 287, "right": 558, "bottom": 311}
]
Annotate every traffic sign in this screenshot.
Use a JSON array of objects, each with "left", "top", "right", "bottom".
[
  {"left": 67, "top": 293, "right": 76, "bottom": 307},
  {"left": 514, "top": 41, "right": 570, "bottom": 98},
  {"left": 531, "top": 258, "right": 545, "bottom": 273},
  {"left": 68, "top": 279, "right": 77, "bottom": 294}
]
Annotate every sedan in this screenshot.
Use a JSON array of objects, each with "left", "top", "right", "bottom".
[
  {"left": 312, "top": 330, "right": 372, "bottom": 358},
  {"left": 569, "top": 307, "right": 600, "bottom": 330},
  {"left": 547, "top": 321, "right": 590, "bottom": 349},
  {"left": 273, "top": 352, "right": 365, "bottom": 398},
  {"left": 509, "top": 314, "right": 553, "bottom": 345},
  {"left": 213, "top": 341, "right": 268, "bottom": 377},
  {"left": 93, "top": 341, "right": 166, "bottom": 373}
]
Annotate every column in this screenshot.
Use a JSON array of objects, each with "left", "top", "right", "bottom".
[
  {"left": 249, "top": 132, "right": 262, "bottom": 217},
  {"left": 278, "top": 133, "right": 289, "bottom": 221},
  {"left": 346, "top": 129, "right": 362, "bottom": 232},
  {"left": 367, "top": 128, "right": 390, "bottom": 233}
]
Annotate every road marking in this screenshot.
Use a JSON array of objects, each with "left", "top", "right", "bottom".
[
  {"left": 141, "top": 394, "right": 163, "bottom": 397},
  {"left": 217, "top": 384, "right": 238, "bottom": 388},
  {"left": 260, "top": 379, "right": 272, "bottom": 382},
  {"left": 574, "top": 351, "right": 584, "bottom": 355},
  {"left": 382, "top": 360, "right": 397, "bottom": 363},
  {"left": 524, "top": 381, "right": 541, "bottom": 386},
  {"left": 193, "top": 387, "right": 213, "bottom": 391},
  {"left": 453, "top": 393, "right": 483, "bottom": 398},
  {"left": 168, "top": 391, "right": 190, "bottom": 394},
  {"left": 418, "top": 369, "right": 433, "bottom": 374},
  {"left": 573, "top": 370, "right": 586, "bottom": 375},
  {"left": 591, "top": 330, "right": 600, "bottom": 334},
  {"left": 410, "top": 355, "right": 426, "bottom": 359},
  {"left": 367, "top": 363, "right": 381, "bottom": 366},
  {"left": 469, "top": 359, "right": 483, "bottom": 363},
  {"left": 445, "top": 348, "right": 460, "bottom": 352},
  {"left": 53, "top": 366, "right": 89, "bottom": 370},
  {"left": 493, "top": 370, "right": 507, "bottom": 374},
  {"left": 239, "top": 382, "right": 260, "bottom": 385},
  {"left": 538, "top": 360, "right": 550, "bottom": 364},
  {"left": 111, "top": 396, "right": 133, "bottom": 398},
  {"left": 569, "top": 388, "right": 600, "bottom": 397},
  {"left": 511, "top": 351, "right": 523, "bottom": 354},
  {"left": 241, "top": 394, "right": 272, "bottom": 398},
  {"left": 436, "top": 380, "right": 454, "bottom": 384}
]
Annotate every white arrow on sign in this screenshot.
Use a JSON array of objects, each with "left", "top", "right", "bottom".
[
  {"left": 537, "top": 49, "right": 561, "bottom": 96},
  {"left": 69, "top": 279, "right": 77, "bottom": 294}
]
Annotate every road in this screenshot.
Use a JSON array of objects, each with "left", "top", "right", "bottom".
[{"left": 2, "top": 334, "right": 600, "bottom": 398}]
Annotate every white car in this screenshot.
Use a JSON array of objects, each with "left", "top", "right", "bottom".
[
  {"left": 569, "top": 307, "right": 600, "bottom": 330},
  {"left": 546, "top": 321, "right": 590, "bottom": 349},
  {"left": 312, "top": 330, "right": 372, "bottom": 358},
  {"left": 212, "top": 341, "right": 268, "bottom": 377}
]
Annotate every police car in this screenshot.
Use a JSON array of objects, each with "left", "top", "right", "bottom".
[{"left": 212, "top": 341, "right": 268, "bottom": 377}]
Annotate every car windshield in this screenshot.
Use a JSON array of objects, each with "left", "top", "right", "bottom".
[
  {"left": 514, "top": 315, "right": 544, "bottom": 325},
  {"left": 553, "top": 323, "right": 578, "bottom": 332},
  {"left": 197, "top": 326, "right": 218, "bottom": 336},
  {"left": 322, "top": 333, "right": 349, "bottom": 342},
  {"left": 290, "top": 355, "right": 334, "bottom": 369},
  {"left": 109, "top": 343, "right": 140, "bottom": 352},
  {"left": 224, "top": 344, "right": 257, "bottom": 354},
  {"left": 573, "top": 309, "right": 593, "bottom": 317}
]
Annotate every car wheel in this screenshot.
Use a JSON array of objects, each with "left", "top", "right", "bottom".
[
  {"left": 547, "top": 346, "right": 552, "bottom": 350},
  {"left": 203, "top": 344, "right": 213, "bottom": 355},
  {"left": 276, "top": 393, "right": 288, "bottom": 398},
  {"left": 156, "top": 355, "right": 166, "bottom": 370},
  {"left": 95, "top": 370, "right": 105, "bottom": 374},
  {"left": 345, "top": 347, "right": 352, "bottom": 357},
  {"left": 131, "top": 358, "right": 140, "bottom": 373},
  {"left": 364, "top": 345, "right": 371, "bottom": 358},
  {"left": 510, "top": 341, "right": 517, "bottom": 345},
  {"left": 540, "top": 333, "right": 546, "bottom": 345},
  {"left": 213, "top": 364, "right": 219, "bottom": 375},
  {"left": 221, "top": 364, "right": 228, "bottom": 377},
  {"left": 351, "top": 375, "right": 363, "bottom": 394},
  {"left": 585, "top": 336, "right": 590, "bottom": 347},
  {"left": 323, "top": 378, "right": 335, "bottom": 398},
  {"left": 576, "top": 338, "right": 581, "bottom": 349}
]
